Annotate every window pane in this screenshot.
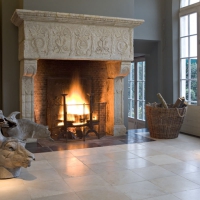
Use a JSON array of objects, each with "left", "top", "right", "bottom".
[
  {"left": 128, "top": 81, "right": 134, "bottom": 99},
  {"left": 128, "top": 100, "right": 134, "bottom": 118},
  {"left": 181, "top": 37, "right": 188, "bottom": 57},
  {"left": 143, "top": 62, "right": 146, "bottom": 80},
  {"left": 190, "top": 58, "right": 197, "bottom": 79},
  {"left": 128, "top": 100, "right": 131, "bottom": 117},
  {"left": 132, "top": 100, "right": 135, "bottom": 118},
  {"left": 186, "top": 80, "right": 189, "bottom": 101},
  {"left": 180, "top": 0, "right": 189, "bottom": 7},
  {"left": 128, "top": 63, "right": 134, "bottom": 81},
  {"left": 190, "top": 13, "right": 197, "bottom": 35},
  {"left": 131, "top": 82, "right": 134, "bottom": 99},
  {"left": 190, "top": 0, "right": 199, "bottom": 5},
  {"left": 191, "top": 80, "right": 197, "bottom": 101},
  {"left": 137, "top": 62, "right": 143, "bottom": 81},
  {"left": 128, "top": 86, "right": 130, "bottom": 98},
  {"left": 190, "top": 35, "right": 197, "bottom": 57},
  {"left": 180, "top": 59, "right": 188, "bottom": 79},
  {"left": 131, "top": 67, "right": 134, "bottom": 80},
  {"left": 138, "top": 82, "right": 143, "bottom": 100},
  {"left": 143, "top": 102, "right": 146, "bottom": 121},
  {"left": 180, "top": 80, "right": 187, "bottom": 99},
  {"left": 180, "top": 15, "right": 188, "bottom": 37},
  {"left": 137, "top": 101, "right": 143, "bottom": 120}
]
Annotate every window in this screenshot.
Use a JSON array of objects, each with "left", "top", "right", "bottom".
[
  {"left": 128, "top": 63, "right": 135, "bottom": 118},
  {"left": 180, "top": 13, "right": 197, "bottom": 104},
  {"left": 128, "top": 59, "right": 146, "bottom": 121},
  {"left": 180, "top": 0, "right": 200, "bottom": 105},
  {"left": 137, "top": 61, "right": 146, "bottom": 121},
  {"left": 180, "top": 0, "right": 200, "bottom": 8}
]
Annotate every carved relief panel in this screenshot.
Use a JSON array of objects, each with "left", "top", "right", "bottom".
[{"left": 23, "top": 22, "right": 133, "bottom": 60}]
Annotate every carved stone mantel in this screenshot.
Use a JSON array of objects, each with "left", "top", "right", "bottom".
[{"left": 11, "top": 9, "right": 144, "bottom": 136}]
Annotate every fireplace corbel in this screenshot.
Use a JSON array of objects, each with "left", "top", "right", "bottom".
[
  {"left": 11, "top": 9, "right": 144, "bottom": 136},
  {"left": 20, "top": 59, "right": 37, "bottom": 121},
  {"left": 114, "top": 61, "right": 131, "bottom": 135},
  {"left": 106, "top": 61, "right": 131, "bottom": 135}
]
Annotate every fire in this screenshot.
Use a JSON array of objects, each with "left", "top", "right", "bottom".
[
  {"left": 58, "top": 74, "right": 90, "bottom": 126},
  {"left": 66, "top": 74, "right": 89, "bottom": 116}
]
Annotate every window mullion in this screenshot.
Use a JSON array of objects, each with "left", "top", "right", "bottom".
[{"left": 198, "top": 12, "right": 200, "bottom": 105}]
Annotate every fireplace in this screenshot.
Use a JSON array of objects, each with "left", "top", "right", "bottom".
[{"left": 11, "top": 9, "right": 144, "bottom": 136}]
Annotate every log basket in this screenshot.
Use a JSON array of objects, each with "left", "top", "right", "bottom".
[{"left": 146, "top": 103, "right": 187, "bottom": 139}]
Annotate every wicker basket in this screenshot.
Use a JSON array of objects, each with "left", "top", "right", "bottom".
[{"left": 146, "top": 104, "right": 187, "bottom": 139}]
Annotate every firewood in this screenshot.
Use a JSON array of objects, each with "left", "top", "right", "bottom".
[
  {"left": 181, "top": 101, "right": 188, "bottom": 107},
  {"left": 173, "top": 98, "right": 182, "bottom": 108},
  {"left": 179, "top": 97, "right": 186, "bottom": 108},
  {"left": 157, "top": 93, "right": 168, "bottom": 108}
]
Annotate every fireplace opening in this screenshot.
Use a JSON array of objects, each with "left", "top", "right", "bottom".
[{"left": 34, "top": 59, "right": 120, "bottom": 139}]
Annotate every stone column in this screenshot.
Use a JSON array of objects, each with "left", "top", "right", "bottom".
[
  {"left": 114, "top": 61, "right": 131, "bottom": 136},
  {"left": 20, "top": 60, "right": 37, "bottom": 121}
]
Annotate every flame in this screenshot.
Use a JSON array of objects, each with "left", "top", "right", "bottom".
[
  {"left": 58, "top": 73, "right": 90, "bottom": 125},
  {"left": 66, "top": 75, "right": 89, "bottom": 115}
]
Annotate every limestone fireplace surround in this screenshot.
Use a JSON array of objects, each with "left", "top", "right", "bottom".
[{"left": 11, "top": 9, "right": 144, "bottom": 136}]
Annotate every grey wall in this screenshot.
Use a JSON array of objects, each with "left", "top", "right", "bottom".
[
  {"left": 133, "top": 0, "right": 165, "bottom": 104},
  {"left": 23, "top": 0, "right": 134, "bottom": 18},
  {"left": 143, "top": 41, "right": 161, "bottom": 103},
  {"left": 162, "top": 0, "right": 179, "bottom": 103},
  {"left": 133, "top": 0, "right": 179, "bottom": 104},
  {"left": 1, "top": 0, "right": 22, "bottom": 116},
  {"left": 0, "top": 1, "right": 2, "bottom": 108},
  {"left": 124, "top": 0, "right": 165, "bottom": 129},
  {"left": 134, "top": 0, "right": 163, "bottom": 41}
]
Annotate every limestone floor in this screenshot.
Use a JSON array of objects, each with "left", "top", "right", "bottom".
[{"left": 1, "top": 131, "right": 200, "bottom": 200}]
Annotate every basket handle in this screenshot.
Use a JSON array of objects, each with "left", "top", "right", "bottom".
[{"left": 176, "top": 107, "right": 187, "bottom": 118}]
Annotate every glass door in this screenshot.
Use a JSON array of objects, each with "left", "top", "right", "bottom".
[{"left": 128, "top": 57, "right": 146, "bottom": 129}]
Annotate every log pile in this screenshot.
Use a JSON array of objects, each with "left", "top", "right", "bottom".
[{"left": 156, "top": 93, "right": 188, "bottom": 108}]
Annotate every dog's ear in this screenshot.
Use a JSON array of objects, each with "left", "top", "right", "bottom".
[{"left": 7, "top": 111, "right": 20, "bottom": 123}]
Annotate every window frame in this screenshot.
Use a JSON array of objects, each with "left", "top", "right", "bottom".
[
  {"left": 136, "top": 60, "right": 146, "bottom": 121},
  {"left": 180, "top": 0, "right": 200, "bottom": 8},
  {"left": 128, "top": 62, "right": 135, "bottom": 118},
  {"left": 128, "top": 57, "right": 146, "bottom": 121},
  {"left": 179, "top": 2, "right": 200, "bottom": 105}
]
